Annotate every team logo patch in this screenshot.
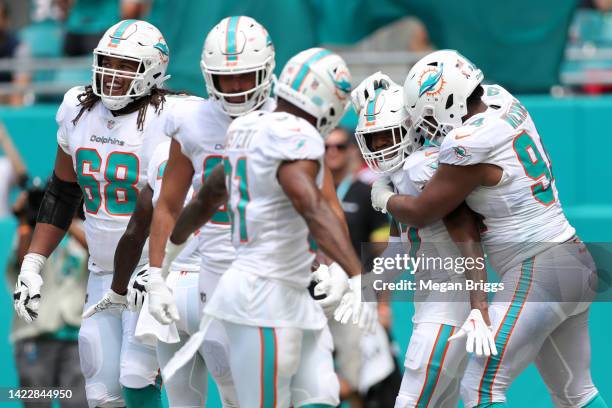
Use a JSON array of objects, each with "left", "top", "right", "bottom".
[
  {"left": 154, "top": 38, "right": 169, "bottom": 63},
  {"left": 453, "top": 145, "right": 471, "bottom": 159},
  {"left": 418, "top": 64, "right": 445, "bottom": 97},
  {"left": 328, "top": 66, "right": 352, "bottom": 100},
  {"left": 294, "top": 139, "right": 307, "bottom": 153}
]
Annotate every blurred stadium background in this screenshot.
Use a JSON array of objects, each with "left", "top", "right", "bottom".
[{"left": 1, "top": 0, "right": 611, "bottom": 407}]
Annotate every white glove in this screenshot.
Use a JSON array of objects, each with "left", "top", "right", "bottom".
[
  {"left": 371, "top": 176, "right": 395, "bottom": 214},
  {"left": 14, "top": 253, "right": 46, "bottom": 323},
  {"left": 312, "top": 263, "right": 350, "bottom": 318},
  {"left": 334, "top": 275, "right": 378, "bottom": 333},
  {"left": 82, "top": 289, "right": 128, "bottom": 318},
  {"left": 127, "top": 267, "right": 149, "bottom": 311},
  {"left": 448, "top": 309, "right": 498, "bottom": 357},
  {"left": 161, "top": 236, "right": 191, "bottom": 279},
  {"left": 146, "top": 267, "right": 179, "bottom": 325},
  {"left": 351, "top": 72, "right": 394, "bottom": 113}
]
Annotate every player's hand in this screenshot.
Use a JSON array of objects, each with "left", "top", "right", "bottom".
[
  {"left": 371, "top": 176, "right": 395, "bottom": 214},
  {"left": 334, "top": 275, "right": 378, "bottom": 333},
  {"left": 13, "top": 253, "right": 46, "bottom": 323},
  {"left": 82, "top": 289, "right": 128, "bottom": 318},
  {"left": 127, "top": 267, "right": 149, "bottom": 311},
  {"left": 351, "top": 72, "right": 394, "bottom": 113},
  {"left": 448, "top": 309, "right": 498, "bottom": 357},
  {"left": 313, "top": 263, "right": 350, "bottom": 317},
  {"left": 146, "top": 267, "right": 179, "bottom": 325}
]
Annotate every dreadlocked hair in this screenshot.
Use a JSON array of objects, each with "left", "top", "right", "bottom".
[{"left": 72, "top": 85, "right": 178, "bottom": 131}]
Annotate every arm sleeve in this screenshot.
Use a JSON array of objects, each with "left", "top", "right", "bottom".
[
  {"left": 56, "top": 87, "right": 83, "bottom": 154},
  {"left": 438, "top": 124, "right": 495, "bottom": 166},
  {"left": 263, "top": 117, "right": 325, "bottom": 162}
]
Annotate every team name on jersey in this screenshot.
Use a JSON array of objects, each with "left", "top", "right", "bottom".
[
  {"left": 226, "top": 128, "right": 256, "bottom": 150},
  {"left": 89, "top": 134, "right": 125, "bottom": 146}
]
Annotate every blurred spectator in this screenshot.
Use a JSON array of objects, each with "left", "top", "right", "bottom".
[
  {"left": 580, "top": 0, "right": 612, "bottom": 10},
  {"left": 59, "top": 0, "right": 151, "bottom": 57},
  {"left": 8, "top": 182, "right": 88, "bottom": 407},
  {"left": 0, "top": 121, "right": 28, "bottom": 217},
  {"left": 324, "top": 127, "right": 388, "bottom": 256},
  {"left": 121, "top": 0, "right": 152, "bottom": 19},
  {"left": 0, "top": 0, "right": 31, "bottom": 105}
]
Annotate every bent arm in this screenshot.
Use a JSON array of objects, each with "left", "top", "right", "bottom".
[
  {"left": 111, "top": 185, "right": 154, "bottom": 294},
  {"left": 278, "top": 160, "right": 361, "bottom": 277},
  {"left": 148, "top": 139, "right": 193, "bottom": 268},
  {"left": 0, "top": 121, "right": 28, "bottom": 186},
  {"left": 170, "top": 163, "right": 227, "bottom": 244},
  {"left": 321, "top": 164, "right": 348, "bottom": 232},
  {"left": 28, "top": 147, "right": 80, "bottom": 257},
  {"left": 443, "top": 202, "right": 491, "bottom": 324},
  {"left": 386, "top": 163, "right": 483, "bottom": 227}
]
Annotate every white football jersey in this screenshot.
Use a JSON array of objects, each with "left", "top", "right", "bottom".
[
  {"left": 146, "top": 140, "right": 201, "bottom": 272},
  {"left": 56, "top": 86, "right": 177, "bottom": 272},
  {"left": 389, "top": 146, "right": 469, "bottom": 327},
  {"left": 164, "top": 97, "right": 275, "bottom": 274},
  {"left": 439, "top": 85, "right": 575, "bottom": 274},
  {"left": 223, "top": 110, "right": 324, "bottom": 288},
  {"left": 203, "top": 110, "right": 327, "bottom": 330}
]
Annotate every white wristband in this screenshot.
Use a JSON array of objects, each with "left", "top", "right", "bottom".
[
  {"left": 148, "top": 266, "right": 163, "bottom": 279},
  {"left": 21, "top": 253, "right": 47, "bottom": 275}
]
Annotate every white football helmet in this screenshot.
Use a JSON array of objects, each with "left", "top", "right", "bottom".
[
  {"left": 201, "top": 16, "right": 275, "bottom": 116},
  {"left": 92, "top": 19, "right": 170, "bottom": 111},
  {"left": 276, "top": 48, "right": 352, "bottom": 137},
  {"left": 355, "top": 83, "right": 421, "bottom": 173},
  {"left": 403, "top": 49, "right": 483, "bottom": 144}
]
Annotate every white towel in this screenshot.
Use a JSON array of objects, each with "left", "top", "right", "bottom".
[
  {"left": 135, "top": 293, "right": 181, "bottom": 346},
  {"left": 162, "top": 314, "right": 213, "bottom": 381}
]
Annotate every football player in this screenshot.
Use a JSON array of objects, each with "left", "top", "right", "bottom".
[
  {"left": 155, "top": 47, "right": 377, "bottom": 407},
  {"left": 354, "top": 81, "right": 496, "bottom": 407},
  {"left": 364, "top": 50, "right": 605, "bottom": 408},
  {"left": 13, "top": 20, "right": 174, "bottom": 408}
]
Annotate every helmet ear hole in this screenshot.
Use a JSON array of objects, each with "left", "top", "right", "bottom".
[
  {"left": 329, "top": 107, "right": 335, "bottom": 117},
  {"left": 445, "top": 94, "right": 454, "bottom": 109}
]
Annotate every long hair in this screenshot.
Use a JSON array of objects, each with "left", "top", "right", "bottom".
[{"left": 72, "top": 85, "right": 177, "bottom": 131}]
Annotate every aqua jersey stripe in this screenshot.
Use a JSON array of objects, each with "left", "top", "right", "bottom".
[
  {"left": 157, "top": 161, "right": 167, "bottom": 179},
  {"left": 111, "top": 19, "right": 138, "bottom": 45},
  {"left": 260, "top": 328, "right": 277, "bottom": 408},
  {"left": 408, "top": 227, "right": 421, "bottom": 259},
  {"left": 290, "top": 49, "right": 333, "bottom": 91},
  {"left": 478, "top": 257, "right": 534, "bottom": 405},
  {"left": 226, "top": 16, "right": 240, "bottom": 61},
  {"left": 365, "top": 87, "right": 384, "bottom": 124},
  {"left": 416, "top": 324, "right": 455, "bottom": 407}
]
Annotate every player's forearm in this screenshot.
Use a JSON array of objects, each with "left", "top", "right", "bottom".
[
  {"left": 443, "top": 204, "right": 490, "bottom": 324},
  {"left": 303, "top": 198, "right": 361, "bottom": 277},
  {"left": 461, "top": 242, "right": 489, "bottom": 319},
  {"left": 28, "top": 223, "right": 67, "bottom": 257},
  {"left": 0, "top": 121, "right": 28, "bottom": 179},
  {"left": 148, "top": 202, "right": 180, "bottom": 268},
  {"left": 387, "top": 194, "right": 435, "bottom": 227},
  {"left": 111, "top": 228, "right": 148, "bottom": 294},
  {"left": 170, "top": 164, "right": 227, "bottom": 244},
  {"left": 111, "top": 186, "right": 153, "bottom": 294}
]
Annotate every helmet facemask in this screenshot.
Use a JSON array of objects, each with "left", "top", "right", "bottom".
[
  {"left": 203, "top": 59, "right": 274, "bottom": 117},
  {"left": 92, "top": 51, "right": 160, "bottom": 111},
  {"left": 356, "top": 118, "right": 421, "bottom": 173}
]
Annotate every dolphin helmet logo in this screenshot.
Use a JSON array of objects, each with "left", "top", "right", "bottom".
[{"left": 418, "top": 63, "right": 445, "bottom": 97}]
